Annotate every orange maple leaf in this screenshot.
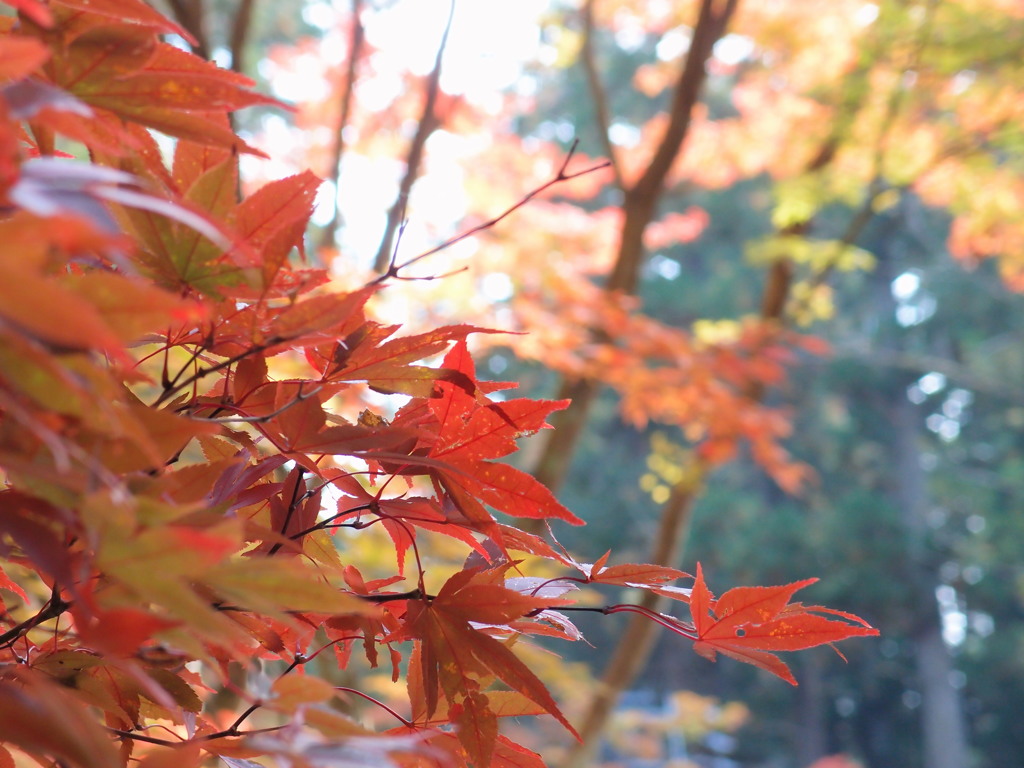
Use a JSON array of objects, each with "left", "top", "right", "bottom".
[
  {"left": 392, "top": 568, "right": 579, "bottom": 765},
  {"left": 689, "top": 563, "right": 879, "bottom": 685}
]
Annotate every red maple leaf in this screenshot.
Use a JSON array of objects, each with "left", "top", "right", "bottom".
[
  {"left": 391, "top": 568, "right": 578, "bottom": 766},
  {"left": 689, "top": 563, "right": 879, "bottom": 685},
  {"left": 392, "top": 340, "right": 583, "bottom": 537}
]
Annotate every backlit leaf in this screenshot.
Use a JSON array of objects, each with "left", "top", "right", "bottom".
[
  {"left": 0, "top": 670, "right": 120, "bottom": 768},
  {"left": 689, "top": 563, "right": 879, "bottom": 685}
]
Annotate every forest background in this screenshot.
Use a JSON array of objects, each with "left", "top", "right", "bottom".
[
  {"left": 3, "top": 0, "right": 1024, "bottom": 767},
  {"left": 241, "top": 1, "right": 1022, "bottom": 765}
]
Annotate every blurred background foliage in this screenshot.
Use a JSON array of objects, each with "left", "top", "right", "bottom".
[{"left": 155, "top": 0, "right": 1024, "bottom": 765}]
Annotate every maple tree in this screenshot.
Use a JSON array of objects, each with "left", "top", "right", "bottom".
[
  {"left": 309, "top": 2, "right": 1024, "bottom": 765},
  {"left": 0, "top": 1, "right": 883, "bottom": 768}
]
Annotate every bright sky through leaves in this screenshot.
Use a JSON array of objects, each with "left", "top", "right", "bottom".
[{"left": 260, "top": 0, "right": 549, "bottom": 276}]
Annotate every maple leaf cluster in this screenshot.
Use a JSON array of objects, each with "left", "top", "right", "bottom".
[{"left": 0, "top": 2, "right": 877, "bottom": 768}]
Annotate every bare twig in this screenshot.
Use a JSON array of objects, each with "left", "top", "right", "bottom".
[
  {"left": 530, "top": 0, "right": 739, "bottom": 501},
  {"left": 152, "top": 337, "right": 283, "bottom": 407},
  {"left": 372, "top": 0, "right": 457, "bottom": 273},
  {"left": 318, "top": 0, "right": 367, "bottom": 252},
  {"left": 335, "top": 687, "right": 414, "bottom": 727},
  {"left": 580, "top": 0, "right": 624, "bottom": 189},
  {"left": 267, "top": 467, "right": 307, "bottom": 555},
  {"left": 372, "top": 139, "right": 611, "bottom": 283}
]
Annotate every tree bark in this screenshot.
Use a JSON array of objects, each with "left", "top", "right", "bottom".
[
  {"left": 228, "top": 0, "right": 257, "bottom": 74},
  {"left": 890, "top": 393, "right": 969, "bottom": 768},
  {"left": 560, "top": 471, "right": 704, "bottom": 768},
  {"left": 528, "top": 0, "right": 740, "bottom": 492},
  {"left": 796, "top": 652, "right": 830, "bottom": 767},
  {"left": 869, "top": 208, "right": 969, "bottom": 768},
  {"left": 526, "top": 0, "right": 739, "bottom": 546}
]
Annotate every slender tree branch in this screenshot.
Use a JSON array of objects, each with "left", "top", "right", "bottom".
[
  {"left": 608, "top": 0, "right": 740, "bottom": 294},
  {"left": 768, "top": 0, "right": 936, "bottom": 326},
  {"left": 580, "top": 0, "right": 624, "bottom": 189},
  {"left": 372, "top": 0, "right": 456, "bottom": 273},
  {"left": 833, "top": 343, "right": 1024, "bottom": 404},
  {"left": 359, "top": 589, "right": 424, "bottom": 603},
  {"left": 631, "top": 0, "right": 738, "bottom": 203},
  {"left": 335, "top": 686, "right": 414, "bottom": 727},
  {"left": 164, "top": 0, "right": 211, "bottom": 59},
  {"left": 152, "top": 338, "right": 280, "bottom": 407},
  {"left": 0, "top": 586, "right": 70, "bottom": 649},
  {"left": 267, "top": 467, "right": 307, "bottom": 555},
  {"left": 228, "top": 0, "right": 257, "bottom": 74},
  {"left": 225, "top": 699, "right": 264, "bottom": 734},
  {"left": 160, "top": 342, "right": 207, "bottom": 395},
  {"left": 108, "top": 728, "right": 183, "bottom": 747},
  {"left": 758, "top": 138, "right": 838, "bottom": 323},
  {"left": 373, "top": 140, "right": 611, "bottom": 283},
  {"left": 318, "top": 0, "right": 366, "bottom": 252},
  {"left": 188, "top": 383, "right": 324, "bottom": 424},
  {"left": 109, "top": 723, "right": 287, "bottom": 746},
  {"left": 528, "top": 0, "right": 740, "bottom": 501},
  {"left": 287, "top": 503, "right": 375, "bottom": 540}
]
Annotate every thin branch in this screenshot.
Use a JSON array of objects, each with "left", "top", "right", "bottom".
[
  {"left": 228, "top": 0, "right": 257, "bottom": 74},
  {"left": 758, "top": 138, "right": 837, "bottom": 323},
  {"left": 288, "top": 503, "right": 375, "bottom": 540},
  {"left": 335, "top": 686, "right": 413, "bottom": 727},
  {"left": 224, "top": 699, "right": 264, "bottom": 735},
  {"left": 267, "top": 467, "right": 307, "bottom": 555},
  {"left": 152, "top": 339, "right": 280, "bottom": 407},
  {"left": 108, "top": 728, "right": 183, "bottom": 747},
  {"left": 359, "top": 589, "right": 424, "bottom": 603},
  {"left": 833, "top": 343, "right": 1024, "bottom": 404},
  {"left": 807, "top": 178, "right": 888, "bottom": 291},
  {"left": 580, "top": 0, "right": 623, "bottom": 189},
  {"left": 0, "top": 586, "right": 70, "bottom": 649},
  {"left": 164, "top": 0, "right": 211, "bottom": 59},
  {"left": 372, "top": 140, "right": 611, "bottom": 283},
  {"left": 372, "top": 0, "right": 457, "bottom": 273},
  {"left": 527, "top": 0, "right": 739, "bottom": 498},
  {"left": 630, "top": 0, "right": 738, "bottom": 203},
  {"left": 775, "top": 0, "right": 938, "bottom": 324},
  {"left": 389, "top": 265, "right": 469, "bottom": 283},
  {"left": 109, "top": 723, "right": 287, "bottom": 746},
  {"left": 562, "top": 473, "right": 704, "bottom": 768},
  {"left": 603, "top": 603, "right": 697, "bottom": 638},
  {"left": 189, "top": 383, "right": 324, "bottom": 424},
  {"left": 318, "top": 0, "right": 366, "bottom": 252},
  {"left": 160, "top": 342, "right": 208, "bottom": 396}
]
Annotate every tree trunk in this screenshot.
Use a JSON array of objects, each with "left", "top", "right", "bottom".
[
  {"left": 871, "top": 219, "right": 968, "bottom": 768},
  {"left": 796, "top": 652, "right": 830, "bottom": 767},
  {"left": 560, "top": 472, "right": 704, "bottom": 768},
  {"left": 526, "top": 0, "right": 740, "bottom": 493},
  {"left": 890, "top": 393, "right": 969, "bottom": 768}
]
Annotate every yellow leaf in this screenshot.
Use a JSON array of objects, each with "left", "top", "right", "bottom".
[
  {"left": 204, "top": 558, "right": 369, "bottom": 616},
  {"left": 270, "top": 674, "right": 335, "bottom": 711}
]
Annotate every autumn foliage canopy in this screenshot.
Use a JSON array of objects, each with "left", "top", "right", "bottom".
[{"left": 0, "top": 2, "right": 877, "bottom": 767}]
